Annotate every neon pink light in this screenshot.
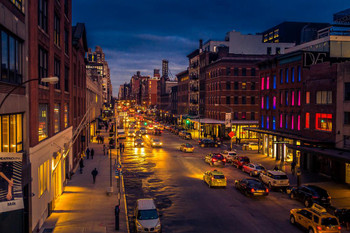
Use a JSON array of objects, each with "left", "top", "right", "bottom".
[
  {"left": 261, "top": 97, "right": 264, "bottom": 109},
  {"left": 280, "top": 114, "right": 282, "bottom": 128},
  {"left": 291, "top": 115, "right": 294, "bottom": 129},
  {"left": 298, "top": 91, "right": 301, "bottom": 106},
  {"left": 292, "top": 91, "right": 295, "bottom": 106},
  {"left": 298, "top": 115, "right": 301, "bottom": 130},
  {"left": 261, "top": 77, "right": 264, "bottom": 90},
  {"left": 266, "top": 76, "right": 270, "bottom": 90},
  {"left": 273, "top": 96, "right": 276, "bottom": 109}
]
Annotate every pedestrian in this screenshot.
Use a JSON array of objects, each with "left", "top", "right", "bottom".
[
  {"left": 86, "top": 147, "right": 90, "bottom": 159},
  {"left": 291, "top": 161, "right": 296, "bottom": 176},
  {"left": 101, "top": 136, "right": 104, "bottom": 144},
  {"left": 91, "top": 148, "right": 95, "bottom": 160},
  {"left": 79, "top": 159, "right": 84, "bottom": 174},
  {"left": 122, "top": 143, "right": 125, "bottom": 152},
  {"left": 119, "top": 143, "right": 122, "bottom": 154},
  {"left": 91, "top": 168, "right": 98, "bottom": 184},
  {"left": 103, "top": 144, "right": 106, "bottom": 155}
]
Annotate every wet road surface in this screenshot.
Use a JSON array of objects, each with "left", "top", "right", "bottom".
[{"left": 121, "top": 130, "right": 303, "bottom": 233}]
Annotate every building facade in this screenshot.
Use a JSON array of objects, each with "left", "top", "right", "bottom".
[{"left": 176, "top": 70, "right": 189, "bottom": 115}]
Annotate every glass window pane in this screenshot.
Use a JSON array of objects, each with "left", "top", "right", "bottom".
[
  {"left": 2, "top": 116, "right": 9, "bottom": 152},
  {"left": 2, "top": 31, "right": 8, "bottom": 81},
  {"left": 54, "top": 104, "right": 60, "bottom": 133},
  {"left": 39, "top": 104, "right": 48, "bottom": 141},
  {"left": 16, "top": 114, "right": 22, "bottom": 151},
  {"left": 9, "top": 36, "right": 15, "bottom": 82},
  {"left": 10, "top": 115, "right": 16, "bottom": 152}
]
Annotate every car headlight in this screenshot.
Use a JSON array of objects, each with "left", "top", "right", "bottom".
[
  {"left": 160, "top": 143, "right": 162, "bottom": 145},
  {"left": 141, "top": 143, "right": 144, "bottom": 145},
  {"left": 152, "top": 143, "right": 155, "bottom": 145}
]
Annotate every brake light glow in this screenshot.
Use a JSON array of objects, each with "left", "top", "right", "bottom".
[
  {"left": 338, "top": 226, "right": 341, "bottom": 230},
  {"left": 222, "top": 158, "right": 226, "bottom": 162},
  {"left": 316, "top": 226, "right": 322, "bottom": 231},
  {"left": 212, "top": 158, "right": 217, "bottom": 162},
  {"left": 211, "top": 177, "right": 214, "bottom": 181},
  {"left": 266, "top": 189, "right": 269, "bottom": 193},
  {"left": 312, "top": 196, "right": 319, "bottom": 199},
  {"left": 251, "top": 188, "right": 255, "bottom": 193}
]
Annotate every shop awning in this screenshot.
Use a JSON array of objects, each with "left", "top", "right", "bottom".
[
  {"left": 190, "top": 118, "right": 225, "bottom": 124},
  {"left": 287, "top": 144, "right": 350, "bottom": 163}
]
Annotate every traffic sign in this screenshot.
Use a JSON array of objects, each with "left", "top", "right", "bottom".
[{"left": 228, "top": 131, "right": 235, "bottom": 138}]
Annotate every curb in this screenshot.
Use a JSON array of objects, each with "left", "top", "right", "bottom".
[{"left": 121, "top": 174, "right": 129, "bottom": 233}]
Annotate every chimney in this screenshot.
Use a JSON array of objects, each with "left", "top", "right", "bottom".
[
  {"left": 199, "top": 39, "right": 203, "bottom": 52},
  {"left": 137, "top": 71, "right": 141, "bottom": 77}
]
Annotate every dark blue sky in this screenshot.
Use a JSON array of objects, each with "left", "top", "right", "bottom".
[{"left": 72, "top": 0, "right": 348, "bottom": 95}]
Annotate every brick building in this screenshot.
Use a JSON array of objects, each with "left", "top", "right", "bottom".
[{"left": 176, "top": 70, "right": 189, "bottom": 115}]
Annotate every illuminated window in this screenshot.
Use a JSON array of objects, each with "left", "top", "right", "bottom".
[
  {"left": 298, "top": 90, "right": 301, "bottom": 106},
  {"left": 0, "top": 114, "right": 23, "bottom": 152},
  {"left": 285, "top": 68, "right": 289, "bottom": 83},
  {"left": 285, "top": 91, "right": 289, "bottom": 106},
  {"left": 266, "top": 76, "right": 270, "bottom": 89},
  {"left": 39, "top": 104, "right": 48, "bottom": 141},
  {"left": 273, "top": 116, "right": 276, "bottom": 130},
  {"left": 291, "top": 67, "right": 295, "bottom": 83},
  {"left": 38, "top": 160, "right": 49, "bottom": 197},
  {"left": 54, "top": 14, "right": 60, "bottom": 46},
  {"left": 280, "top": 69, "right": 283, "bottom": 84},
  {"left": 242, "top": 82, "right": 246, "bottom": 90},
  {"left": 315, "top": 113, "right": 332, "bottom": 131},
  {"left": 64, "top": 104, "right": 69, "bottom": 128},
  {"left": 266, "top": 116, "right": 269, "bottom": 129},
  {"left": 273, "top": 96, "right": 276, "bottom": 109},
  {"left": 54, "top": 104, "right": 60, "bottom": 133},
  {"left": 266, "top": 96, "right": 269, "bottom": 109},
  {"left": 292, "top": 91, "right": 295, "bottom": 106},
  {"left": 261, "top": 116, "right": 264, "bottom": 128},
  {"left": 297, "top": 66, "right": 301, "bottom": 82},
  {"left": 280, "top": 114, "right": 283, "bottom": 128},
  {"left": 306, "top": 92, "right": 310, "bottom": 104},
  {"left": 285, "top": 114, "right": 288, "bottom": 129},
  {"left": 316, "top": 91, "right": 332, "bottom": 104},
  {"left": 291, "top": 115, "right": 294, "bottom": 129},
  {"left": 261, "top": 77, "right": 264, "bottom": 90},
  {"left": 261, "top": 97, "right": 264, "bottom": 109},
  {"left": 298, "top": 115, "right": 301, "bottom": 131},
  {"left": 273, "top": 75, "right": 276, "bottom": 89}
]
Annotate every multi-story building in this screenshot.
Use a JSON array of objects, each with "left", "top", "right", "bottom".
[
  {"left": 187, "top": 48, "right": 200, "bottom": 116},
  {"left": 27, "top": 0, "right": 74, "bottom": 231},
  {"left": 130, "top": 71, "right": 148, "bottom": 105},
  {"left": 144, "top": 77, "right": 158, "bottom": 106},
  {"left": 170, "top": 85, "right": 178, "bottom": 115},
  {"left": 0, "top": 1, "right": 27, "bottom": 232},
  {"left": 176, "top": 70, "right": 189, "bottom": 115}
]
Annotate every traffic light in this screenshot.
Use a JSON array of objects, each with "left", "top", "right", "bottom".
[
  {"left": 144, "top": 122, "right": 147, "bottom": 126},
  {"left": 186, "top": 120, "right": 190, "bottom": 124}
]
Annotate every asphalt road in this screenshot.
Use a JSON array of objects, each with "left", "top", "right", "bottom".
[{"left": 121, "top": 130, "right": 304, "bottom": 233}]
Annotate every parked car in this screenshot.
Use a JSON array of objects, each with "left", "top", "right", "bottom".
[
  {"left": 184, "top": 132, "right": 192, "bottom": 140},
  {"left": 247, "top": 142, "right": 259, "bottom": 150},
  {"left": 232, "top": 156, "right": 250, "bottom": 169},
  {"left": 235, "top": 178, "right": 269, "bottom": 197},
  {"left": 260, "top": 170, "right": 290, "bottom": 189},
  {"left": 135, "top": 130, "right": 142, "bottom": 138},
  {"left": 204, "top": 153, "right": 226, "bottom": 166},
  {"left": 140, "top": 127, "right": 147, "bottom": 135},
  {"left": 290, "top": 204, "right": 341, "bottom": 233},
  {"left": 221, "top": 150, "right": 237, "bottom": 163},
  {"left": 128, "top": 130, "right": 136, "bottom": 137},
  {"left": 179, "top": 130, "right": 186, "bottom": 138},
  {"left": 199, "top": 139, "right": 219, "bottom": 148},
  {"left": 242, "top": 163, "right": 266, "bottom": 177},
  {"left": 150, "top": 138, "right": 162, "bottom": 148},
  {"left": 134, "top": 198, "right": 162, "bottom": 233},
  {"left": 134, "top": 138, "right": 144, "bottom": 147},
  {"left": 180, "top": 143, "right": 194, "bottom": 153},
  {"left": 203, "top": 170, "right": 227, "bottom": 188},
  {"left": 290, "top": 185, "right": 331, "bottom": 207}
]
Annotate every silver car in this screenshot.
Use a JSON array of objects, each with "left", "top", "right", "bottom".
[{"left": 242, "top": 163, "right": 266, "bottom": 177}]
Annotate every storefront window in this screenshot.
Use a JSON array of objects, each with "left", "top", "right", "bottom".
[
  {"left": 315, "top": 113, "right": 332, "bottom": 131},
  {"left": 64, "top": 104, "right": 68, "bottom": 128},
  {"left": 0, "top": 114, "right": 23, "bottom": 152},
  {"left": 39, "top": 104, "right": 48, "bottom": 141}
]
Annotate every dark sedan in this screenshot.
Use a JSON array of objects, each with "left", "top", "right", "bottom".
[
  {"left": 199, "top": 139, "right": 219, "bottom": 148},
  {"left": 204, "top": 153, "right": 227, "bottom": 166},
  {"left": 290, "top": 185, "right": 331, "bottom": 207},
  {"left": 235, "top": 179, "right": 269, "bottom": 197}
]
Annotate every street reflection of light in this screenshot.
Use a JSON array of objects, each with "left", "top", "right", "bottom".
[{"left": 188, "top": 173, "right": 204, "bottom": 181}]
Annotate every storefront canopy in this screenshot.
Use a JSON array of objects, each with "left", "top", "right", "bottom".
[{"left": 190, "top": 118, "right": 225, "bottom": 124}]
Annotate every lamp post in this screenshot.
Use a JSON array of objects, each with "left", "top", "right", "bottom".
[
  {"left": 215, "top": 104, "right": 233, "bottom": 150},
  {"left": 0, "top": 76, "right": 59, "bottom": 110}
]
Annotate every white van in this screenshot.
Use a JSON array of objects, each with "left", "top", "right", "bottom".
[
  {"left": 134, "top": 198, "right": 161, "bottom": 233},
  {"left": 117, "top": 129, "right": 126, "bottom": 139}
]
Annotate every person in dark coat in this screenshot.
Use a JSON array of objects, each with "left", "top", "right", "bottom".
[
  {"left": 79, "top": 159, "right": 84, "bottom": 174},
  {"left": 103, "top": 144, "right": 107, "bottom": 155},
  {"left": 291, "top": 161, "right": 296, "bottom": 175},
  {"left": 91, "top": 148, "right": 95, "bottom": 159},
  {"left": 91, "top": 168, "right": 98, "bottom": 184},
  {"left": 85, "top": 147, "right": 90, "bottom": 159},
  {"left": 122, "top": 143, "right": 125, "bottom": 152}
]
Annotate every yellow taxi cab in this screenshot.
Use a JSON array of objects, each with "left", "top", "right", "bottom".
[
  {"left": 203, "top": 170, "right": 227, "bottom": 188},
  {"left": 290, "top": 203, "right": 341, "bottom": 233}
]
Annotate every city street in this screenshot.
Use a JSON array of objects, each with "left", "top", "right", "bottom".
[{"left": 121, "top": 130, "right": 304, "bottom": 233}]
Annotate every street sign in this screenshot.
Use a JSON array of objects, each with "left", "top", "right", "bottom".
[
  {"left": 225, "top": 113, "right": 231, "bottom": 128},
  {"left": 228, "top": 131, "right": 235, "bottom": 138}
]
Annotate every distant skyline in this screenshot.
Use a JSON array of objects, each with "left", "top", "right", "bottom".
[{"left": 72, "top": 0, "right": 349, "bottom": 95}]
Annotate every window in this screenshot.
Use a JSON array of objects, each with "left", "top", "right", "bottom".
[
  {"left": 291, "top": 67, "right": 295, "bottom": 83},
  {"left": 261, "top": 116, "right": 264, "bottom": 128},
  {"left": 298, "top": 90, "right": 301, "bottom": 106},
  {"left": 272, "top": 116, "right": 276, "bottom": 130},
  {"left": 54, "top": 14, "right": 60, "bottom": 46},
  {"left": 242, "top": 82, "right": 246, "bottom": 90},
  {"left": 305, "top": 113, "right": 310, "bottom": 129},
  {"left": 251, "top": 82, "right": 256, "bottom": 90},
  {"left": 285, "top": 91, "right": 289, "bottom": 106},
  {"left": 306, "top": 92, "right": 310, "bottom": 104},
  {"left": 276, "top": 47, "right": 281, "bottom": 54},
  {"left": 242, "top": 112, "right": 246, "bottom": 119},
  {"left": 266, "top": 116, "right": 269, "bottom": 129},
  {"left": 234, "top": 96, "right": 238, "bottom": 104},
  {"left": 292, "top": 91, "right": 295, "bottom": 106},
  {"left": 54, "top": 59, "right": 60, "bottom": 89},
  {"left": 251, "top": 112, "right": 255, "bottom": 120},
  {"left": 39, "top": 104, "right": 48, "bottom": 141},
  {"left": 234, "top": 112, "right": 238, "bottom": 120},
  {"left": 38, "top": 0, "right": 48, "bottom": 32},
  {"left": 267, "top": 47, "right": 272, "bottom": 55},
  {"left": 242, "top": 96, "right": 246, "bottom": 105},
  {"left": 0, "top": 114, "right": 23, "bottom": 152},
  {"left": 273, "top": 75, "right": 276, "bottom": 89},
  {"left": 251, "top": 68, "right": 256, "bottom": 76},
  {"left": 64, "top": 29, "right": 69, "bottom": 54},
  {"left": 291, "top": 115, "right": 295, "bottom": 130},
  {"left": 280, "top": 91, "right": 283, "bottom": 105},
  {"left": 285, "top": 68, "right": 289, "bottom": 83},
  {"left": 226, "top": 81, "right": 230, "bottom": 90},
  {"left": 1, "top": 31, "right": 23, "bottom": 84},
  {"left": 38, "top": 160, "right": 49, "bottom": 197},
  {"left": 226, "top": 67, "right": 230, "bottom": 76},
  {"left": 266, "top": 76, "right": 270, "bottom": 89},
  {"left": 345, "top": 83, "right": 350, "bottom": 101},
  {"left": 261, "top": 77, "right": 265, "bottom": 90},
  {"left": 64, "top": 0, "right": 69, "bottom": 16},
  {"left": 64, "top": 104, "right": 69, "bottom": 128},
  {"left": 54, "top": 104, "right": 60, "bottom": 133},
  {"left": 226, "top": 96, "right": 230, "bottom": 104},
  {"left": 266, "top": 96, "right": 269, "bottom": 109},
  {"left": 285, "top": 114, "right": 288, "bottom": 129},
  {"left": 64, "top": 66, "right": 69, "bottom": 92},
  {"left": 38, "top": 47, "right": 48, "bottom": 86},
  {"left": 298, "top": 115, "right": 301, "bottom": 131},
  {"left": 261, "top": 97, "right": 264, "bottom": 109},
  {"left": 234, "top": 82, "right": 239, "bottom": 90},
  {"left": 280, "top": 114, "right": 283, "bottom": 128},
  {"left": 273, "top": 96, "right": 276, "bottom": 109},
  {"left": 234, "top": 68, "right": 239, "bottom": 76},
  {"left": 242, "top": 68, "right": 246, "bottom": 76},
  {"left": 297, "top": 66, "right": 301, "bottom": 82},
  {"left": 315, "top": 113, "right": 332, "bottom": 131},
  {"left": 280, "top": 69, "right": 283, "bottom": 84},
  {"left": 251, "top": 96, "right": 255, "bottom": 104},
  {"left": 316, "top": 91, "right": 332, "bottom": 104}
]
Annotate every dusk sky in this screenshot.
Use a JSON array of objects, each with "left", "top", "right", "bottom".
[{"left": 72, "top": 0, "right": 348, "bottom": 95}]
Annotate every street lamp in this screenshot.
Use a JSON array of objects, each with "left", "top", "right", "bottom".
[
  {"left": 214, "top": 104, "right": 233, "bottom": 150},
  {"left": 0, "top": 76, "right": 59, "bottom": 110}
]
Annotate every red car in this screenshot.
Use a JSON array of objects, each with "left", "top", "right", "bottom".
[{"left": 232, "top": 156, "right": 250, "bottom": 169}]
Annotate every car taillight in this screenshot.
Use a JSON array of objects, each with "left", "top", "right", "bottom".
[
  {"left": 312, "top": 196, "right": 319, "bottom": 199},
  {"left": 338, "top": 226, "right": 341, "bottom": 230},
  {"left": 316, "top": 226, "right": 322, "bottom": 231},
  {"left": 251, "top": 188, "right": 255, "bottom": 193},
  {"left": 211, "top": 177, "right": 214, "bottom": 181},
  {"left": 266, "top": 188, "right": 269, "bottom": 193},
  {"left": 212, "top": 158, "right": 217, "bottom": 162},
  {"left": 328, "top": 196, "right": 331, "bottom": 199},
  {"left": 222, "top": 158, "right": 226, "bottom": 162}
]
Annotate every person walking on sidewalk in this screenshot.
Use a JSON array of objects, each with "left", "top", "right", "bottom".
[
  {"left": 86, "top": 147, "right": 90, "bottom": 159},
  {"left": 291, "top": 161, "right": 296, "bottom": 176},
  {"left": 91, "top": 148, "right": 95, "bottom": 160},
  {"left": 79, "top": 159, "right": 84, "bottom": 174},
  {"left": 91, "top": 168, "right": 98, "bottom": 184},
  {"left": 103, "top": 144, "right": 107, "bottom": 155},
  {"left": 119, "top": 143, "right": 122, "bottom": 154},
  {"left": 122, "top": 142, "right": 125, "bottom": 152}
]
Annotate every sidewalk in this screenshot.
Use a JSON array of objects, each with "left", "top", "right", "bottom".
[{"left": 39, "top": 131, "right": 128, "bottom": 233}]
